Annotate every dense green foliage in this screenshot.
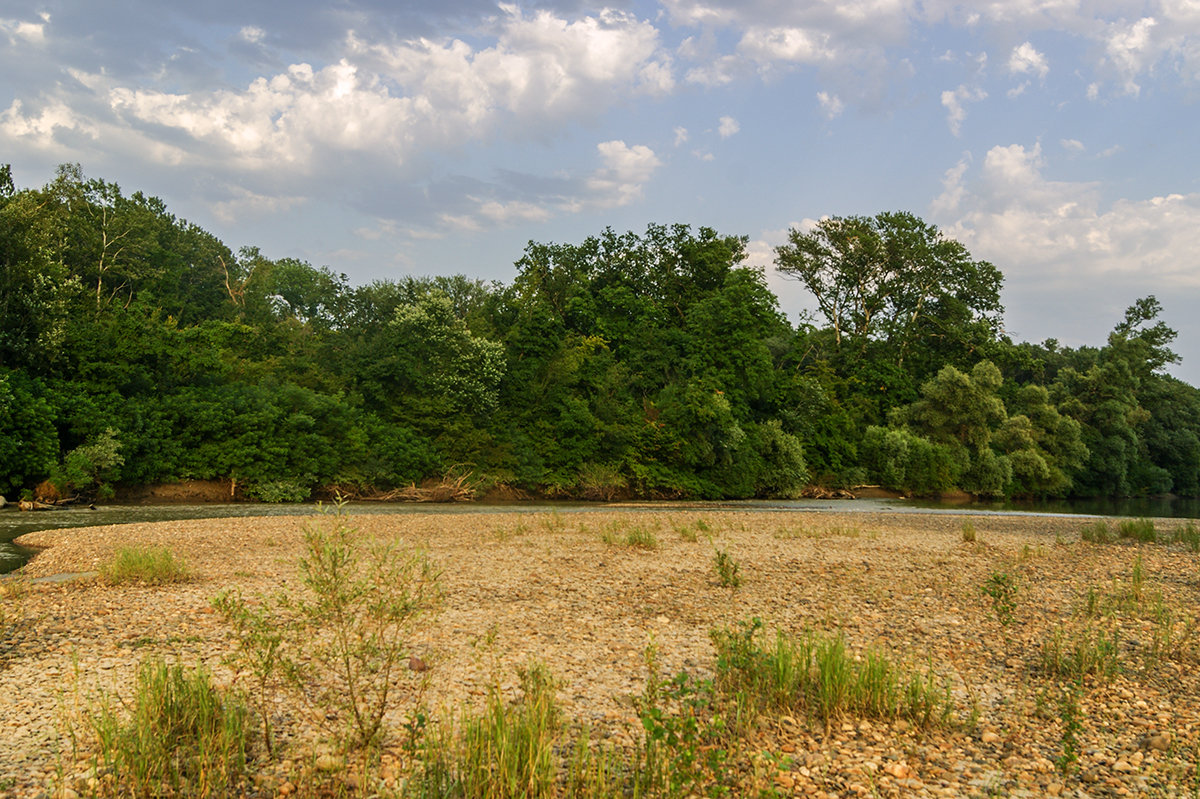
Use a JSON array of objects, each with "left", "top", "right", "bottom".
[{"left": 2, "top": 165, "right": 1197, "bottom": 500}]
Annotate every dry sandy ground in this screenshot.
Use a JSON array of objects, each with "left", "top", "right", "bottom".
[{"left": 3, "top": 508, "right": 1200, "bottom": 798}]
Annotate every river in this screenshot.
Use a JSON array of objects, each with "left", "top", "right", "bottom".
[{"left": 2, "top": 496, "right": 1198, "bottom": 575}]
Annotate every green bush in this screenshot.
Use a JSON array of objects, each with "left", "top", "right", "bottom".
[
  {"left": 54, "top": 427, "right": 124, "bottom": 499},
  {"left": 290, "top": 506, "right": 441, "bottom": 748}
]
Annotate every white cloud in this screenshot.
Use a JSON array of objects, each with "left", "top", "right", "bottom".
[
  {"left": 211, "top": 186, "right": 307, "bottom": 223},
  {"left": 587, "top": 140, "right": 662, "bottom": 207},
  {"left": 816, "top": 90, "right": 844, "bottom": 118},
  {"left": 1008, "top": 41, "right": 1049, "bottom": 78},
  {"left": 673, "top": 126, "right": 688, "bottom": 146},
  {"left": 934, "top": 142, "right": 1200, "bottom": 286},
  {"left": 940, "top": 84, "right": 987, "bottom": 135},
  {"left": 1, "top": 17, "right": 46, "bottom": 44},
  {"left": 239, "top": 26, "right": 266, "bottom": 44},
  {"left": 97, "top": 7, "right": 670, "bottom": 175},
  {"left": 683, "top": 54, "right": 743, "bottom": 86},
  {"left": 1060, "top": 138, "right": 1085, "bottom": 152},
  {"left": 737, "top": 26, "right": 835, "bottom": 64},
  {"left": 0, "top": 98, "right": 95, "bottom": 146},
  {"left": 1007, "top": 81, "right": 1029, "bottom": 98},
  {"left": 717, "top": 115, "right": 740, "bottom": 138},
  {"left": 1103, "top": 16, "right": 1158, "bottom": 94}
]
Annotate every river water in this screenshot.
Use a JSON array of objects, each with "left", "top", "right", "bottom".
[{"left": 2, "top": 496, "right": 1198, "bottom": 575}]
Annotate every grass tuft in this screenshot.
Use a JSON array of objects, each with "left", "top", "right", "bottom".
[
  {"left": 1040, "top": 625, "right": 1121, "bottom": 682},
  {"left": 1080, "top": 520, "right": 1112, "bottom": 544},
  {"left": 960, "top": 520, "right": 977, "bottom": 543},
  {"left": 86, "top": 659, "right": 251, "bottom": 798},
  {"left": 100, "top": 546, "right": 191, "bottom": 585},
  {"left": 1117, "top": 517, "right": 1157, "bottom": 543},
  {"left": 713, "top": 549, "right": 741, "bottom": 588},
  {"left": 710, "top": 618, "right": 952, "bottom": 730}
]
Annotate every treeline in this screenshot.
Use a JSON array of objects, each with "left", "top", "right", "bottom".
[{"left": 2, "top": 164, "right": 1197, "bottom": 502}]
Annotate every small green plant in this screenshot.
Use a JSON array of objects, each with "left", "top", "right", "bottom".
[
  {"left": 288, "top": 504, "right": 442, "bottom": 748},
  {"left": 676, "top": 523, "right": 699, "bottom": 542},
  {"left": 981, "top": 572, "right": 1018, "bottom": 626},
  {"left": 85, "top": 658, "right": 251, "bottom": 798},
  {"left": 1118, "top": 517, "right": 1157, "bottom": 543},
  {"left": 713, "top": 549, "right": 741, "bottom": 589},
  {"left": 100, "top": 546, "right": 191, "bottom": 585},
  {"left": 1130, "top": 553, "right": 1146, "bottom": 603},
  {"left": 211, "top": 590, "right": 287, "bottom": 756},
  {"left": 1019, "top": 543, "right": 1045, "bottom": 560},
  {"left": 960, "top": 520, "right": 977, "bottom": 543},
  {"left": 1055, "top": 682, "right": 1083, "bottom": 775},
  {"left": 1080, "top": 520, "right": 1112, "bottom": 544},
  {"left": 1175, "top": 520, "right": 1200, "bottom": 552},
  {"left": 636, "top": 641, "right": 730, "bottom": 798},
  {"left": 624, "top": 526, "right": 658, "bottom": 550},
  {"left": 1040, "top": 625, "right": 1120, "bottom": 681}
]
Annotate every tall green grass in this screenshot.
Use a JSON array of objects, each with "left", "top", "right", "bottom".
[
  {"left": 710, "top": 619, "right": 952, "bottom": 730},
  {"left": 406, "top": 664, "right": 562, "bottom": 799},
  {"left": 86, "top": 659, "right": 251, "bottom": 798}
]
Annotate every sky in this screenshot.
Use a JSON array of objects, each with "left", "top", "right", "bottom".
[{"left": 2, "top": 0, "right": 1199, "bottom": 383}]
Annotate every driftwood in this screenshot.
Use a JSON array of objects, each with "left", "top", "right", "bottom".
[
  {"left": 18, "top": 499, "right": 57, "bottom": 511},
  {"left": 799, "top": 485, "right": 858, "bottom": 500},
  {"left": 331, "top": 469, "right": 478, "bottom": 503}
]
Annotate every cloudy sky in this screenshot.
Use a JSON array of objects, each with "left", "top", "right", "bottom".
[{"left": 3, "top": 1, "right": 1199, "bottom": 382}]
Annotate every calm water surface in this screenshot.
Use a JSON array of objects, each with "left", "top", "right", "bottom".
[{"left": 2, "top": 496, "right": 1197, "bottom": 575}]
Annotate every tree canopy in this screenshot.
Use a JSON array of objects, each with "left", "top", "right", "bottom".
[{"left": 1, "top": 164, "right": 1195, "bottom": 502}]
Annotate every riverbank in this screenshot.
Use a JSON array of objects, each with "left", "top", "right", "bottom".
[{"left": 3, "top": 510, "right": 1200, "bottom": 797}]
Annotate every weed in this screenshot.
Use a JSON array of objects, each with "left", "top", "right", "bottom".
[
  {"left": 961, "top": 521, "right": 977, "bottom": 543},
  {"left": 85, "top": 658, "right": 251, "bottom": 798},
  {"left": 637, "top": 641, "right": 730, "bottom": 798},
  {"left": 459, "top": 664, "right": 561, "bottom": 798},
  {"left": 710, "top": 618, "right": 952, "bottom": 731},
  {"left": 211, "top": 590, "right": 288, "bottom": 756},
  {"left": 713, "top": 549, "right": 741, "bottom": 589},
  {"left": 695, "top": 518, "right": 711, "bottom": 533},
  {"left": 1040, "top": 625, "right": 1120, "bottom": 682},
  {"left": 1118, "top": 517, "right": 1157, "bottom": 543},
  {"left": 981, "top": 572, "right": 1018, "bottom": 626},
  {"left": 100, "top": 546, "right": 191, "bottom": 585},
  {"left": 496, "top": 520, "right": 530, "bottom": 541},
  {"left": 1080, "top": 520, "right": 1112, "bottom": 544},
  {"left": 288, "top": 504, "right": 441, "bottom": 748},
  {"left": 1055, "top": 682, "right": 1083, "bottom": 776},
  {"left": 676, "top": 523, "right": 699, "bottom": 542},
  {"left": 624, "top": 527, "right": 659, "bottom": 550},
  {"left": 1131, "top": 553, "right": 1146, "bottom": 603},
  {"left": 1175, "top": 521, "right": 1200, "bottom": 552},
  {"left": 1, "top": 575, "right": 28, "bottom": 645},
  {"left": 1019, "top": 543, "right": 1045, "bottom": 560},
  {"left": 216, "top": 502, "right": 441, "bottom": 752}
]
